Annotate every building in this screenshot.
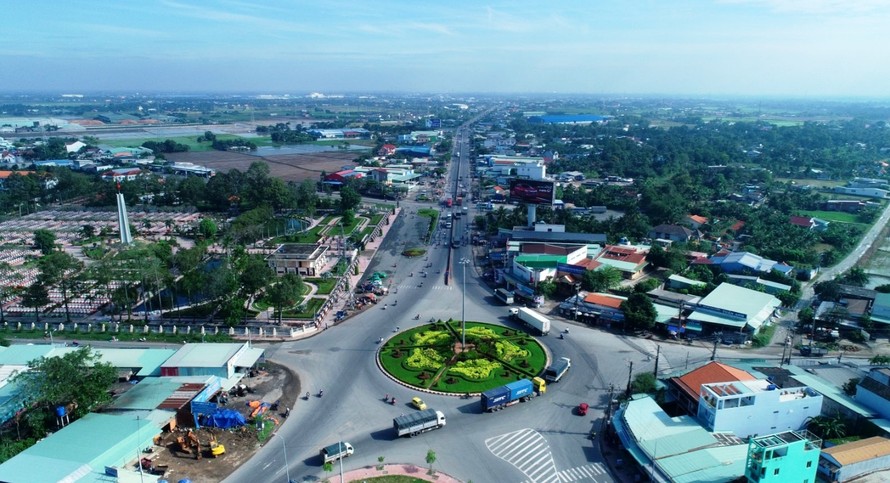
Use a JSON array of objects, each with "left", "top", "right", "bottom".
[
  {"left": 593, "top": 245, "right": 649, "bottom": 280},
  {"left": 169, "top": 161, "right": 215, "bottom": 178},
  {"left": 725, "top": 274, "right": 792, "bottom": 294},
  {"left": 745, "top": 430, "right": 821, "bottom": 483},
  {"left": 855, "top": 368, "right": 890, "bottom": 420},
  {"left": 649, "top": 224, "right": 700, "bottom": 243},
  {"left": 668, "top": 361, "right": 757, "bottom": 417},
  {"left": 697, "top": 379, "right": 823, "bottom": 439},
  {"left": 160, "top": 342, "right": 264, "bottom": 380},
  {"left": 685, "top": 214, "right": 708, "bottom": 229},
  {"left": 819, "top": 436, "right": 890, "bottom": 482},
  {"left": 612, "top": 395, "right": 749, "bottom": 483},
  {"left": 665, "top": 274, "right": 707, "bottom": 291},
  {"left": 833, "top": 186, "right": 890, "bottom": 199},
  {"left": 686, "top": 283, "right": 781, "bottom": 335},
  {"left": 707, "top": 251, "right": 795, "bottom": 277},
  {"left": 101, "top": 167, "right": 143, "bottom": 182},
  {"left": 869, "top": 293, "right": 890, "bottom": 329},
  {"left": 267, "top": 243, "right": 329, "bottom": 277}
]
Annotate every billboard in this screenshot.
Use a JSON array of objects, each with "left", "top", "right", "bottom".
[{"left": 509, "top": 179, "right": 555, "bottom": 205}]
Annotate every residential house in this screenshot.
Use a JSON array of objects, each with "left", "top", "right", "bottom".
[
  {"left": 725, "top": 274, "right": 792, "bottom": 295},
  {"left": 855, "top": 368, "right": 890, "bottom": 420},
  {"left": 649, "top": 224, "right": 700, "bottom": 243},
  {"left": 593, "top": 245, "right": 649, "bottom": 280},
  {"left": 101, "top": 167, "right": 143, "bottom": 182},
  {"left": 823, "top": 200, "right": 866, "bottom": 213},
  {"left": 707, "top": 251, "right": 795, "bottom": 278},
  {"left": 834, "top": 186, "right": 890, "bottom": 199},
  {"left": 818, "top": 436, "right": 890, "bottom": 482},
  {"left": 871, "top": 293, "right": 890, "bottom": 330},
  {"left": 745, "top": 430, "right": 821, "bottom": 483},
  {"left": 697, "top": 378, "right": 823, "bottom": 439},
  {"left": 685, "top": 214, "right": 708, "bottom": 230},
  {"left": 377, "top": 144, "right": 397, "bottom": 156},
  {"left": 65, "top": 140, "right": 86, "bottom": 153},
  {"left": 789, "top": 216, "right": 816, "bottom": 230},
  {"left": 668, "top": 361, "right": 757, "bottom": 417}
]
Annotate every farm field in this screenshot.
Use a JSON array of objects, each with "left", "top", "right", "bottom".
[{"left": 164, "top": 150, "right": 357, "bottom": 183}]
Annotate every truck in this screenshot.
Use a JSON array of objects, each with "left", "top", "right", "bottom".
[
  {"left": 393, "top": 408, "right": 446, "bottom": 437},
  {"left": 509, "top": 307, "right": 551, "bottom": 335},
  {"left": 456, "top": 196, "right": 463, "bottom": 206},
  {"left": 799, "top": 345, "right": 828, "bottom": 357},
  {"left": 544, "top": 357, "right": 571, "bottom": 383},
  {"left": 321, "top": 442, "right": 354, "bottom": 464},
  {"left": 481, "top": 377, "right": 547, "bottom": 412},
  {"left": 495, "top": 288, "right": 514, "bottom": 305},
  {"left": 445, "top": 198, "right": 453, "bottom": 208},
  {"left": 462, "top": 206, "right": 468, "bottom": 217}
]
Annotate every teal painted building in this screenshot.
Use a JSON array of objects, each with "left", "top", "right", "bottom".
[{"left": 746, "top": 430, "right": 821, "bottom": 483}]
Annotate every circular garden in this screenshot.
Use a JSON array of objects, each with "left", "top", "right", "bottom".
[{"left": 378, "top": 320, "right": 548, "bottom": 394}]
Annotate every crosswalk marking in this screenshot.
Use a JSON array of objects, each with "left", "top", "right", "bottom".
[
  {"left": 394, "top": 283, "right": 453, "bottom": 291},
  {"left": 556, "top": 463, "right": 608, "bottom": 482},
  {"left": 486, "top": 428, "right": 559, "bottom": 483}
]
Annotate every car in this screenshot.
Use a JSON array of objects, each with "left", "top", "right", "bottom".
[
  {"left": 577, "top": 402, "right": 589, "bottom": 416},
  {"left": 411, "top": 397, "right": 427, "bottom": 410}
]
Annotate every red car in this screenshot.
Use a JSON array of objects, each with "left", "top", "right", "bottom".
[{"left": 577, "top": 403, "right": 589, "bottom": 416}]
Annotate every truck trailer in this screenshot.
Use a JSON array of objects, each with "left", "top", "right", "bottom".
[
  {"left": 481, "top": 377, "right": 546, "bottom": 412},
  {"left": 509, "top": 307, "right": 551, "bottom": 335},
  {"left": 321, "top": 442, "right": 354, "bottom": 464},
  {"left": 495, "top": 288, "right": 514, "bottom": 305},
  {"left": 393, "top": 408, "right": 446, "bottom": 437},
  {"left": 544, "top": 357, "right": 571, "bottom": 382}
]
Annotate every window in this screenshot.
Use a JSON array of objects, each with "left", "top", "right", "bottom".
[
  {"left": 773, "top": 468, "right": 780, "bottom": 476},
  {"left": 807, "top": 461, "right": 812, "bottom": 468}
]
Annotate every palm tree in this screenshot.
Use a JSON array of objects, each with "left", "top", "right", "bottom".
[{"left": 806, "top": 414, "right": 846, "bottom": 441}]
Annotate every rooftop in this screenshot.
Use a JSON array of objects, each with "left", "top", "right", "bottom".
[
  {"left": 162, "top": 343, "right": 246, "bottom": 369},
  {"left": 822, "top": 436, "right": 890, "bottom": 466},
  {"left": 671, "top": 361, "right": 756, "bottom": 402},
  {"left": 272, "top": 243, "right": 326, "bottom": 258}
]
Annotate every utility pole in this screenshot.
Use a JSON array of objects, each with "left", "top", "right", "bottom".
[
  {"left": 653, "top": 345, "right": 661, "bottom": 377},
  {"left": 625, "top": 361, "right": 634, "bottom": 397},
  {"left": 710, "top": 338, "right": 718, "bottom": 361}
]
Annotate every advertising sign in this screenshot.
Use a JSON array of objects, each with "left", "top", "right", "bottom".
[
  {"left": 509, "top": 179, "right": 555, "bottom": 205},
  {"left": 557, "top": 263, "right": 587, "bottom": 276}
]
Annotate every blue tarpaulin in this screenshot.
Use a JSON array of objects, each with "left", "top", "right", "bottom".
[{"left": 204, "top": 409, "right": 246, "bottom": 429}]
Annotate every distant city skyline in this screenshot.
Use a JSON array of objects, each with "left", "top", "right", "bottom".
[{"left": 4, "top": 0, "right": 889, "bottom": 97}]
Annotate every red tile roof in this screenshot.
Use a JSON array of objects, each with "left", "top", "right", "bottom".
[
  {"left": 671, "top": 361, "right": 756, "bottom": 402},
  {"left": 688, "top": 215, "right": 708, "bottom": 224},
  {"left": 583, "top": 293, "right": 624, "bottom": 309},
  {"left": 789, "top": 215, "right": 814, "bottom": 228},
  {"left": 599, "top": 245, "right": 647, "bottom": 264}
]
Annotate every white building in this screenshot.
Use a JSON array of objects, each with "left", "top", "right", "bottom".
[{"left": 697, "top": 379, "right": 823, "bottom": 439}]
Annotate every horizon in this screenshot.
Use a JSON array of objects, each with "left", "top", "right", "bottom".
[{"left": 4, "top": 1, "right": 889, "bottom": 98}]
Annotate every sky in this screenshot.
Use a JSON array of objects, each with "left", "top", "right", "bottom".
[{"left": 3, "top": 0, "right": 889, "bottom": 97}]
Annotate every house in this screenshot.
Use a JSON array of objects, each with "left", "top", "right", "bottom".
[
  {"left": 101, "top": 167, "right": 143, "bottom": 182},
  {"left": 834, "top": 186, "right": 890, "bottom": 199},
  {"left": 855, "top": 368, "right": 890, "bottom": 420},
  {"left": 665, "top": 274, "right": 707, "bottom": 292},
  {"left": 267, "top": 243, "right": 329, "bottom": 277},
  {"left": 725, "top": 274, "right": 792, "bottom": 294},
  {"left": 789, "top": 216, "right": 816, "bottom": 230},
  {"left": 649, "top": 224, "right": 700, "bottom": 243},
  {"left": 593, "top": 245, "right": 649, "bottom": 280},
  {"left": 745, "top": 430, "right": 821, "bottom": 483},
  {"left": 668, "top": 361, "right": 757, "bottom": 417},
  {"left": 697, "top": 379, "right": 823, "bottom": 439},
  {"left": 377, "top": 144, "right": 397, "bottom": 156},
  {"left": 65, "top": 140, "right": 86, "bottom": 153},
  {"left": 708, "top": 251, "right": 794, "bottom": 277},
  {"left": 685, "top": 215, "right": 708, "bottom": 230},
  {"left": 818, "top": 436, "right": 890, "bottom": 482},
  {"left": 823, "top": 200, "right": 866, "bottom": 213},
  {"left": 323, "top": 169, "right": 364, "bottom": 187},
  {"left": 870, "top": 293, "right": 890, "bottom": 329}
]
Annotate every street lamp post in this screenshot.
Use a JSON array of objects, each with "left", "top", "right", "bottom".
[{"left": 459, "top": 258, "right": 470, "bottom": 351}]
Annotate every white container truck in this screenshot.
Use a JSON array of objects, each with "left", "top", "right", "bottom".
[
  {"left": 393, "top": 408, "right": 446, "bottom": 437},
  {"left": 509, "top": 307, "right": 551, "bottom": 335}
]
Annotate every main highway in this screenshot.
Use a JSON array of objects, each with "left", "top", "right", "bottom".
[{"left": 224, "top": 124, "right": 722, "bottom": 483}]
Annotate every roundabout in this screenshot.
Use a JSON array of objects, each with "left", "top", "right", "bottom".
[{"left": 378, "top": 320, "right": 548, "bottom": 395}]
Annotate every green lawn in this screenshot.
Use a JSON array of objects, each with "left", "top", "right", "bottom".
[
  {"left": 800, "top": 210, "right": 861, "bottom": 224},
  {"left": 280, "top": 297, "right": 326, "bottom": 319},
  {"left": 378, "top": 321, "right": 547, "bottom": 394},
  {"left": 305, "top": 277, "right": 337, "bottom": 295},
  {"left": 2, "top": 327, "right": 231, "bottom": 344}
]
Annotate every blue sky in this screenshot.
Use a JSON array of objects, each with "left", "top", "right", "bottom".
[{"left": 4, "top": 0, "right": 888, "bottom": 97}]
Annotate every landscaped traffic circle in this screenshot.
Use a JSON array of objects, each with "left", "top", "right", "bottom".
[{"left": 378, "top": 320, "right": 547, "bottom": 394}]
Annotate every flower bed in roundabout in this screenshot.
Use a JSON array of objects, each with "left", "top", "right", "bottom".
[{"left": 378, "top": 320, "right": 547, "bottom": 394}]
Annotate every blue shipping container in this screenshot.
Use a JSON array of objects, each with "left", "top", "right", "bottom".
[
  {"left": 506, "top": 379, "right": 533, "bottom": 400},
  {"left": 481, "top": 386, "right": 511, "bottom": 410}
]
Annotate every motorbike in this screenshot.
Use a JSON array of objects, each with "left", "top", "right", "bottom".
[
  {"left": 304, "top": 392, "right": 310, "bottom": 400},
  {"left": 564, "top": 328, "right": 570, "bottom": 334},
  {"left": 376, "top": 337, "right": 384, "bottom": 344},
  {"left": 414, "top": 314, "right": 420, "bottom": 320},
  {"left": 409, "top": 272, "right": 413, "bottom": 277},
  {"left": 390, "top": 397, "right": 396, "bottom": 405},
  {"left": 559, "top": 333, "right": 565, "bottom": 340},
  {"left": 317, "top": 390, "right": 324, "bottom": 398}
]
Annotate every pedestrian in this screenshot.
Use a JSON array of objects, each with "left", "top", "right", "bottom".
[{"left": 284, "top": 407, "right": 290, "bottom": 417}]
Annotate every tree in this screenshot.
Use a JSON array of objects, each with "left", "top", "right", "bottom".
[
  {"left": 620, "top": 292, "right": 657, "bottom": 332},
  {"left": 81, "top": 224, "right": 95, "bottom": 239},
  {"left": 631, "top": 373, "right": 657, "bottom": 394},
  {"left": 806, "top": 414, "right": 846, "bottom": 440},
  {"left": 870, "top": 355, "right": 890, "bottom": 365},
  {"left": 266, "top": 274, "right": 303, "bottom": 323},
  {"left": 425, "top": 448, "right": 437, "bottom": 476},
  {"left": 33, "top": 229, "right": 56, "bottom": 255},
  {"left": 582, "top": 267, "right": 622, "bottom": 292},
  {"left": 198, "top": 218, "right": 218, "bottom": 240},
  {"left": 20, "top": 280, "right": 50, "bottom": 322},
  {"left": 238, "top": 255, "right": 273, "bottom": 303},
  {"left": 842, "top": 378, "right": 860, "bottom": 396},
  {"left": 11, "top": 347, "right": 117, "bottom": 435},
  {"left": 38, "top": 252, "right": 82, "bottom": 323},
  {"left": 840, "top": 267, "right": 869, "bottom": 287},
  {"left": 339, "top": 185, "right": 361, "bottom": 213}
]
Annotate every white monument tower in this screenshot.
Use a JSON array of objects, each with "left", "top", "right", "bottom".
[{"left": 116, "top": 183, "right": 133, "bottom": 245}]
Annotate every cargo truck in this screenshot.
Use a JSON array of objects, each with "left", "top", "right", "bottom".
[
  {"left": 495, "top": 288, "right": 514, "bottom": 305},
  {"left": 321, "top": 442, "right": 354, "bottom": 464},
  {"left": 393, "top": 408, "right": 446, "bottom": 437},
  {"left": 544, "top": 357, "right": 571, "bottom": 382},
  {"left": 481, "top": 377, "right": 547, "bottom": 412},
  {"left": 509, "top": 307, "right": 551, "bottom": 335}
]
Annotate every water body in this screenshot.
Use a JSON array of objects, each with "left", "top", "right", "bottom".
[{"left": 246, "top": 144, "right": 371, "bottom": 157}]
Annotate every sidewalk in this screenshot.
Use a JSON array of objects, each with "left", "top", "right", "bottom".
[{"left": 326, "top": 463, "right": 460, "bottom": 483}]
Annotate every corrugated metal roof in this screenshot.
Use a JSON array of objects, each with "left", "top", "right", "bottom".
[
  {"left": 0, "top": 344, "right": 54, "bottom": 365},
  {"left": 786, "top": 370, "right": 873, "bottom": 417},
  {"left": 162, "top": 343, "right": 245, "bottom": 368},
  {"left": 661, "top": 444, "right": 748, "bottom": 483},
  {"left": 109, "top": 376, "right": 214, "bottom": 411},
  {"left": 51, "top": 347, "right": 176, "bottom": 377},
  {"left": 158, "top": 382, "right": 206, "bottom": 410},
  {"left": 624, "top": 397, "right": 716, "bottom": 457},
  {"left": 823, "top": 436, "right": 890, "bottom": 466}
]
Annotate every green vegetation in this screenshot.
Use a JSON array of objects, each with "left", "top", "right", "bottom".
[
  {"left": 402, "top": 247, "right": 427, "bottom": 257},
  {"left": 306, "top": 277, "right": 337, "bottom": 295},
  {"left": 800, "top": 210, "right": 863, "bottom": 224},
  {"left": 751, "top": 323, "right": 778, "bottom": 348},
  {"left": 378, "top": 321, "right": 547, "bottom": 394},
  {"left": 417, "top": 208, "right": 440, "bottom": 242}
]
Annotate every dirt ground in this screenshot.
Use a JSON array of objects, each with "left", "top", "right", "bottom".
[
  {"left": 139, "top": 362, "right": 300, "bottom": 483},
  {"left": 166, "top": 150, "right": 357, "bottom": 183}
]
